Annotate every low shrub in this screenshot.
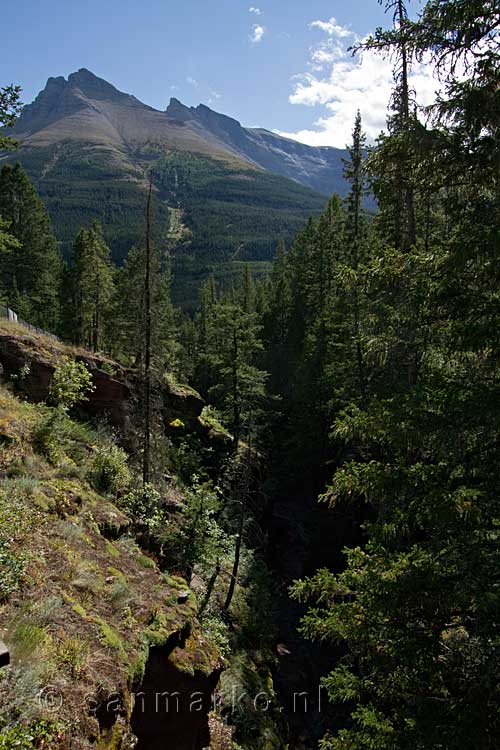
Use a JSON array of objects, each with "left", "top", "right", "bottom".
[
  {"left": 87, "top": 444, "right": 131, "bottom": 495},
  {"left": 0, "top": 720, "right": 66, "bottom": 750},
  {"left": 49, "top": 358, "right": 94, "bottom": 411},
  {"left": 117, "top": 484, "right": 166, "bottom": 532}
]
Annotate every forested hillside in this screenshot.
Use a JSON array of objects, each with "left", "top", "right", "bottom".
[
  {"left": 0, "top": 68, "right": 331, "bottom": 307},
  {"left": 0, "top": 0, "right": 499, "bottom": 749}
]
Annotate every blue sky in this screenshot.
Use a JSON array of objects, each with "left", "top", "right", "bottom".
[{"left": 2, "top": 0, "right": 433, "bottom": 148}]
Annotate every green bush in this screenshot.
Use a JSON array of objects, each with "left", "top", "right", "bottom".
[
  {"left": 87, "top": 444, "right": 131, "bottom": 495},
  {"left": 117, "top": 484, "right": 166, "bottom": 532},
  {"left": 49, "top": 358, "right": 94, "bottom": 411}
]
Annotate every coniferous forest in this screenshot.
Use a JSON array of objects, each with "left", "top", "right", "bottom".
[{"left": 0, "top": 1, "right": 499, "bottom": 749}]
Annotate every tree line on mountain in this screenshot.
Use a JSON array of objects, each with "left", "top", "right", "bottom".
[{"left": 1, "top": 0, "right": 500, "bottom": 745}]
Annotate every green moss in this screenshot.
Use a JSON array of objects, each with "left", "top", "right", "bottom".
[
  {"left": 136, "top": 553, "right": 155, "bottom": 569},
  {"left": 72, "top": 602, "right": 88, "bottom": 619},
  {"left": 127, "top": 648, "right": 148, "bottom": 686},
  {"left": 95, "top": 618, "right": 127, "bottom": 662},
  {"left": 169, "top": 629, "right": 220, "bottom": 676},
  {"left": 107, "top": 566, "right": 127, "bottom": 581},
  {"left": 143, "top": 612, "right": 180, "bottom": 647}
]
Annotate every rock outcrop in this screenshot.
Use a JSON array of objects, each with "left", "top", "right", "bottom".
[{"left": 0, "top": 321, "right": 232, "bottom": 457}]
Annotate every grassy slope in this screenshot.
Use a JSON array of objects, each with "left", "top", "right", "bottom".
[{"left": 0, "top": 385, "right": 219, "bottom": 750}]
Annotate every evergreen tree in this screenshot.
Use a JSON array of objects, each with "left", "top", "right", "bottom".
[
  {"left": 0, "top": 217, "right": 19, "bottom": 259},
  {"left": 67, "top": 221, "right": 115, "bottom": 351},
  {"left": 361, "top": 0, "right": 418, "bottom": 251},
  {"left": 240, "top": 263, "right": 256, "bottom": 314},
  {"left": 207, "top": 301, "right": 267, "bottom": 448},
  {"left": 113, "top": 243, "right": 174, "bottom": 368},
  {"left": 0, "top": 163, "right": 62, "bottom": 330},
  {"left": 0, "top": 84, "right": 22, "bottom": 151},
  {"left": 262, "top": 240, "right": 292, "bottom": 394},
  {"left": 193, "top": 274, "right": 218, "bottom": 395},
  {"left": 342, "top": 111, "right": 369, "bottom": 402},
  {"left": 287, "top": 3, "right": 500, "bottom": 748}
]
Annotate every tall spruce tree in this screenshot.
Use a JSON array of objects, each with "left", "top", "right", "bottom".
[
  {"left": 207, "top": 301, "right": 267, "bottom": 449},
  {"left": 0, "top": 163, "right": 62, "bottom": 330},
  {"left": 342, "top": 111, "right": 368, "bottom": 402},
  {"left": 67, "top": 221, "right": 115, "bottom": 350},
  {"left": 289, "top": 2, "right": 500, "bottom": 748},
  {"left": 362, "top": 0, "right": 418, "bottom": 251}
]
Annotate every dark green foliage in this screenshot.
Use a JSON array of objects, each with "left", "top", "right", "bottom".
[
  {"left": 268, "top": 2, "right": 500, "bottom": 748},
  {"left": 0, "top": 163, "right": 62, "bottom": 330},
  {"left": 0, "top": 216, "right": 19, "bottom": 257},
  {"left": 65, "top": 221, "right": 115, "bottom": 350},
  {"left": 0, "top": 84, "right": 22, "bottom": 151},
  {"left": 3, "top": 144, "right": 325, "bottom": 311},
  {"left": 112, "top": 241, "right": 175, "bottom": 368},
  {"left": 191, "top": 274, "right": 268, "bottom": 446}
]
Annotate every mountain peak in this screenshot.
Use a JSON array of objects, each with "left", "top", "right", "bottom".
[
  {"left": 66, "top": 68, "right": 137, "bottom": 103},
  {"left": 9, "top": 69, "right": 348, "bottom": 197},
  {"left": 165, "top": 97, "right": 194, "bottom": 121}
]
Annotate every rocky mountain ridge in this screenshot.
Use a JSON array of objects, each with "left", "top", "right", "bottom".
[{"left": 11, "top": 68, "right": 348, "bottom": 195}]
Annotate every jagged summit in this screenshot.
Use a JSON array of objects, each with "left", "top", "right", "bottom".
[
  {"left": 66, "top": 67, "right": 144, "bottom": 103},
  {"left": 10, "top": 68, "right": 347, "bottom": 195}
]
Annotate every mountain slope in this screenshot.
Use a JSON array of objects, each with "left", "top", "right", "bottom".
[
  {"left": 1, "top": 69, "right": 337, "bottom": 306},
  {"left": 12, "top": 68, "right": 348, "bottom": 195},
  {"left": 164, "top": 98, "right": 348, "bottom": 195}
]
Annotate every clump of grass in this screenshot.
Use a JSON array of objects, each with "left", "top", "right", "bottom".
[
  {"left": 71, "top": 562, "right": 104, "bottom": 594},
  {"left": 8, "top": 621, "right": 49, "bottom": 662},
  {"left": 55, "top": 519, "right": 85, "bottom": 543},
  {"left": 108, "top": 568, "right": 131, "bottom": 610},
  {"left": 54, "top": 631, "right": 89, "bottom": 678},
  {"left": 33, "top": 408, "right": 68, "bottom": 464},
  {"left": 32, "top": 596, "right": 64, "bottom": 625},
  {"left": 109, "top": 578, "right": 130, "bottom": 608},
  {"left": 0, "top": 476, "right": 39, "bottom": 495}
]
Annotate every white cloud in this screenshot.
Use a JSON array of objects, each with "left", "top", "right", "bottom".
[
  {"left": 207, "top": 88, "right": 222, "bottom": 105},
  {"left": 310, "top": 16, "right": 352, "bottom": 38},
  {"left": 249, "top": 6, "right": 262, "bottom": 15},
  {"left": 277, "top": 19, "right": 439, "bottom": 148},
  {"left": 186, "top": 76, "right": 199, "bottom": 87},
  {"left": 250, "top": 24, "right": 265, "bottom": 43}
]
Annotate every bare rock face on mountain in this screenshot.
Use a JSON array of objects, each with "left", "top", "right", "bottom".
[
  {"left": 11, "top": 68, "right": 256, "bottom": 163},
  {"left": 11, "top": 68, "right": 348, "bottom": 195}
]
